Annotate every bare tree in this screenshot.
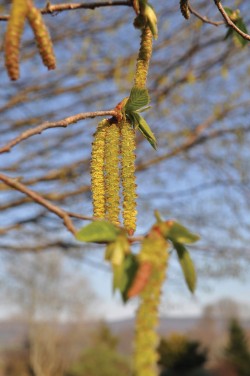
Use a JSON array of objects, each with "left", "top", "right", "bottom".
[{"left": 2, "top": 251, "right": 96, "bottom": 376}]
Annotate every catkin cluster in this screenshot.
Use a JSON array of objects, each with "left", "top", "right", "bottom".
[
  {"left": 132, "top": 231, "right": 169, "bottom": 376},
  {"left": 4, "top": 0, "right": 56, "bottom": 80},
  {"left": 91, "top": 118, "right": 137, "bottom": 235}
]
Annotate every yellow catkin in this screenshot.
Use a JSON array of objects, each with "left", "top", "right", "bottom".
[
  {"left": 134, "top": 26, "right": 153, "bottom": 89},
  {"left": 133, "top": 230, "right": 169, "bottom": 376},
  {"left": 91, "top": 119, "right": 108, "bottom": 219},
  {"left": 4, "top": 0, "right": 28, "bottom": 80},
  {"left": 121, "top": 119, "right": 137, "bottom": 235},
  {"left": 104, "top": 122, "right": 120, "bottom": 226},
  {"left": 27, "top": 0, "right": 56, "bottom": 70}
]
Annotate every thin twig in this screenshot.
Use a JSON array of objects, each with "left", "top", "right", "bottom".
[
  {"left": 0, "top": 1, "right": 132, "bottom": 21},
  {"left": 0, "top": 110, "right": 117, "bottom": 154},
  {"left": 0, "top": 173, "right": 77, "bottom": 235},
  {"left": 188, "top": 4, "right": 223, "bottom": 26},
  {"left": 214, "top": 0, "right": 250, "bottom": 41}
]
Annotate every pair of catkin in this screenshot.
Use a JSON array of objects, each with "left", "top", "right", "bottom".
[
  {"left": 4, "top": 0, "right": 56, "bottom": 80},
  {"left": 91, "top": 118, "right": 137, "bottom": 235}
]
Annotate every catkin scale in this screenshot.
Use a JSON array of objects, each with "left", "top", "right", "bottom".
[
  {"left": 4, "top": 0, "right": 28, "bottom": 80},
  {"left": 91, "top": 119, "right": 107, "bottom": 219},
  {"left": 121, "top": 120, "right": 137, "bottom": 235},
  {"left": 27, "top": 0, "right": 56, "bottom": 70},
  {"left": 104, "top": 122, "right": 121, "bottom": 226}
]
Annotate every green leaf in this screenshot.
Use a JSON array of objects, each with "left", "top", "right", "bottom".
[
  {"left": 125, "top": 87, "right": 149, "bottom": 113},
  {"left": 224, "top": 7, "right": 234, "bottom": 17},
  {"left": 76, "top": 221, "right": 120, "bottom": 243},
  {"left": 165, "top": 221, "right": 200, "bottom": 244},
  {"left": 234, "top": 19, "right": 249, "bottom": 47},
  {"left": 133, "top": 112, "right": 157, "bottom": 149},
  {"left": 174, "top": 242, "right": 196, "bottom": 293},
  {"left": 113, "top": 254, "right": 138, "bottom": 302}
]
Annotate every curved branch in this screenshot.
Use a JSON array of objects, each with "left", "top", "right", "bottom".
[
  {"left": 214, "top": 0, "right": 250, "bottom": 41},
  {"left": 0, "top": 173, "right": 76, "bottom": 235},
  {"left": 188, "top": 4, "right": 223, "bottom": 26},
  {"left": 0, "top": 1, "right": 132, "bottom": 21},
  {"left": 0, "top": 110, "right": 117, "bottom": 154}
]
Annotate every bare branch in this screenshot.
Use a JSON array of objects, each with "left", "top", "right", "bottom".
[
  {"left": 188, "top": 4, "right": 223, "bottom": 26},
  {"left": 214, "top": 0, "right": 250, "bottom": 41},
  {"left": 0, "top": 1, "right": 132, "bottom": 21},
  {"left": 0, "top": 110, "right": 117, "bottom": 154},
  {"left": 0, "top": 173, "right": 77, "bottom": 235}
]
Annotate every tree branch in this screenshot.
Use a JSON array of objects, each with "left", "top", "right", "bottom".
[
  {"left": 0, "top": 1, "right": 132, "bottom": 21},
  {"left": 188, "top": 4, "right": 223, "bottom": 26},
  {"left": 0, "top": 173, "right": 77, "bottom": 235},
  {"left": 214, "top": 0, "right": 250, "bottom": 41},
  {"left": 0, "top": 110, "right": 117, "bottom": 154}
]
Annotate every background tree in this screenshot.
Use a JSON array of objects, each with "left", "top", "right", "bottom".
[
  {"left": 66, "top": 322, "right": 132, "bottom": 376},
  {"left": 158, "top": 332, "right": 208, "bottom": 376},
  {"left": 1, "top": 251, "right": 96, "bottom": 376},
  {"left": 223, "top": 318, "right": 250, "bottom": 376}
]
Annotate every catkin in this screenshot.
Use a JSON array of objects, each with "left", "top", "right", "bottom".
[
  {"left": 27, "top": 0, "right": 56, "bottom": 70},
  {"left": 180, "top": 0, "right": 190, "bottom": 20},
  {"left": 134, "top": 26, "right": 153, "bottom": 89},
  {"left": 4, "top": 0, "right": 28, "bottom": 80},
  {"left": 121, "top": 119, "right": 137, "bottom": 235},
  {"left": 133, "top": 231, "right": 169, "bottom": 376},
  {"left": 104, "top": 122, "right": 121, "bottom": 226},
  {"left": 91, "top": 119, "right": 107, "bottom": 219}
]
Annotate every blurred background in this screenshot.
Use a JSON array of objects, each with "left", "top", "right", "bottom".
[{"left": 0, "top": 0, "right": 250, "bottom": 374}]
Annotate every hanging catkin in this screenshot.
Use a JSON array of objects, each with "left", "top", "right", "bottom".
[
  {"left": 132, "top": 231, "right": 169, "bottom": 376},
  {"left": 4, "top": 0, "right": 28, "bottom": 80},
  {"left": 27, "top": 0, "right": 56, "bottom": 70},
  {"left": 104, "top": 122, "right": 121, "bottom": 226},
  {"left": 121, "top": 119, "right": 137, "bottom": 235},
  {"left": 91, "top": 119, "right": 107, "bottom": 219}
]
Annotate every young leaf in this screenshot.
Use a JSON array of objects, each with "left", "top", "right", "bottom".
[
  {"left": 76, "top": 220, "right": 120, "bottom": 243},
  {"left": 165, "top": 221, "right": 200, "bottom": 244},
  {"left": 112, "top": 254, "right": 138, "bottom": 302},
  {"left": 125, "top": 87, "right": 149, "bottom": 113},
  {"left": 234, "top": 19, "right": 249, "bottom": 47},
  {"left": 133, "top": 112, "right": 157, "bottom": 149},
  {"left": 174, "top": 242, "right": 196, "bottom": 293}
]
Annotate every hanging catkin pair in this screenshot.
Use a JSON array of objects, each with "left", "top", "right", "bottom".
[
  {"left": 4, "top": 0, "right": 56, "bottom": 80},
  {"left": 91, "top": 118, "right": 137, "bottom": 235}
]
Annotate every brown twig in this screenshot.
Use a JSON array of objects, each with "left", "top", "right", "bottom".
[
  {"left": 0, "top": 110, "right": 117, "bottom": 154},
  {"left": 0, "top": 173, "right": 77, "bottom": 235},
  {"left": 214, "top": 0, "right": 250, "bottom": 41},
  {"left": 188, "top": 4, "right": 223, "bottom": 26},
  {"left": 0, "top": 1, "right": 132, "bottom": 21}
]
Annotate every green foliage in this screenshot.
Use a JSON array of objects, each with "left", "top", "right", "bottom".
[
  {"left": 173, "top": 242, "right": 196, "bottom": 293},
  {"left": 125, "top": 87, "right": 150, "bottom": 112},
  {"left": 76, "top": 220, "right": 120, "bottom": 243},
  {"left": 154, "top": 218, "right": 199, "bottom": 293},
  {"left": 68, "top": 343, "right": 132, "bottom": 376},
  {"left": 67, "top": 323, "right": 131, "bottom": 376},
  {"left": 125, "top": 87, "right": 157, "bottom": 149},
  {"left": 224, "top": 318, "right": 250, "bottom": 376},
  {"left": 113, "top": 254, "right": 138, "bottom": 302},
  {"left": 161, "top": 221, "right": 200, "bottom": 244},
  {"left": 158, "top": 333, "right": 208, "bottom": 376},
  {"left": 224, "top": 7, "right": 249, "bottom": 47}
]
